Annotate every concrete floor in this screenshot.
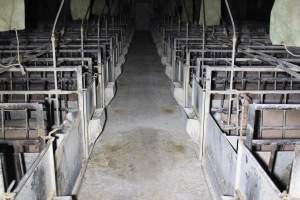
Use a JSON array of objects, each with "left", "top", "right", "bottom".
[{"left": 78, "top": 32, "right": 212, "bottom": 200}]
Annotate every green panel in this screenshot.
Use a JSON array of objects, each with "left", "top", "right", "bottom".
[
  {"left": 70, "top": 0, "right": 91, "bottom": 20},
  {"left": 270, "top": 0, "right": 300, "bottom": 46},
  {"left": 0, "top": 0, "right": 25, "bottom": 32},
  {"left": 199, "top": 0, "right": 221, "bottom": 26}
]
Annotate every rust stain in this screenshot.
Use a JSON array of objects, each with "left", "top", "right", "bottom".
[
  {"left": 165, "top": 141, "right": 185, "bottom": 153},
  {"left": 161, "top": 107, "right": 174, "bottom": 114},
  {"left": 174, "top": 144, "right": 185, "bottom": 153},
  {"left": 105, "top": 144, "right": 123, "bottom": 152},
  {"left": 88, "top": 128, "right": 191, "bottom": 182},
  {"left": 113, "top": 108, "right": 128, "bottom": 115}
]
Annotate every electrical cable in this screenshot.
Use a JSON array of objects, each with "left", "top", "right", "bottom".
[
  {"left": 51, "top": 0, "right": 66, "bottom": 71},
  {"left": 80, "top": 0, "right": 97, "bottom": 67},
  {"left": 0, "top": 30, "right": 25, "bottom": 75},
  {"left": 51, "top": 0, "right": 65, "bottom": 36},
  {"left": 199, "top": 0, "right": 206, "bottom": 78},
  {"left": 225, "top": 0, "right": 237, "bottom": 71},
  {"left": 284, "top": 44, "right": 300, "bottom": 57},
  {"left": 51, "top": 0, "right": 65, "bottom": 126},
  {"left": 0, "top": 0, "right": 65, "bottom": 75},
  {"left": 224, "top": 0, "right": 237, "bottom": 128},
  {"left": 15, "top": 30, "right": 25, "bottom": 74}
]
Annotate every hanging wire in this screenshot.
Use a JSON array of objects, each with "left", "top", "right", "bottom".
[
  {"left": 51, "top": 0, "right": 65, "bottom": 127},
  {"left": 0, "top": 0, "right": 65, "bottom": 75},
  {"left": 224, "top": 0, "right": 237, "bottom": 129},
  {"left": 0, "top": 30, "right": 25, "bottom": 75},
  {"left": 284, "top": 44, "right": 300, "bottom": 57},
  {"left": 96, "top": 0, "right": 109, "bottom": 64},
  {"left": 225, "top": 0, "right": 237, "bottom": 76},
  {"left": 15, "top": 30, "right": 25, "bottom": 74},
  {"left": 51, "top": 0, "right": 65, "bottom": 71},
  {"left": 199, "top": 0, "right": 206, "bottom": 78},
  {"left": 80, "top": 0, "right": 96, "bottom": 68},
  {"left": 51, "top": 0, "right": 65, "bottom": 36},
  {"left": 51, "top": 0, "right": 65, "bottom": 70}
]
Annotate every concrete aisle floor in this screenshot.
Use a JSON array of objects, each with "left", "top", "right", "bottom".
[{"left": 78, "top": 32, "right": 212, "bottom": 200}]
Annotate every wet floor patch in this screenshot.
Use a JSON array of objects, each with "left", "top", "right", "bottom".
[
  {"left": 79, "top": 127, "right": 211, "bottom": 200},
  {"left": 112, "top": 108, "right": 129, "bottom": 115},
  {"left": 89, "top": 128, "right": 191, "bottom": 181},
  {"left": 78, "top": 32, "right": 212, "bottom": 200},
  {"left": 160, "top": 107, "right": 175, "bottom": 114}
]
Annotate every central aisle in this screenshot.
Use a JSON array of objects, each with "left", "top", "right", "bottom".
[{"left": 78, "top": 32, "right": 212, "bottom": 200}]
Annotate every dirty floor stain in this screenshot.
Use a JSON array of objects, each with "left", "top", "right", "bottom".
[{"left": 78, "top": 32, "right": 212, "bottom": 200}]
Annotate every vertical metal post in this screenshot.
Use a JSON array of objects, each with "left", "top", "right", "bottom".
[
  {"left": 245, "top": 105, "right": 255, "bottom": 149},
  {"left": 1, "top": 108, "right": 4, "bottom": 139},
  {"left": 184, "top": 50, "right": 191, "bottom": 107},
  {"left": 200, "top": 68, "right": 212, "bottom": 161},
  {"left": 234, "top": 140, "right": 244, "bottom": 198},
  {"left": 289, "top": 145, "right": 300, "bottom": 198},
  {"left": 171, "top": 39, "right": 177, "bottom": 81},
  {"left": 81, "top": 26, "right": 85, "bottom": 67},
  {"left": 51, "top": 35, "right": 61, "bottom": 126},
  {"left": 110, "top": 40, "right": 115, "bottom": 81},
  {"left": 77, "top": 67, "right": 88, "bottom": 158}
]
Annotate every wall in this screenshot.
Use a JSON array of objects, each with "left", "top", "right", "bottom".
[{"left": 135, "top": 0, "right": 152, "bottom": 30}]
